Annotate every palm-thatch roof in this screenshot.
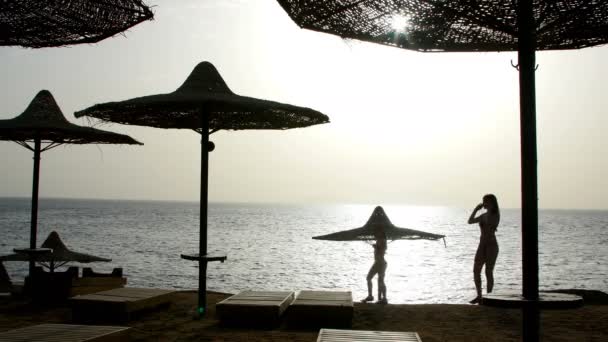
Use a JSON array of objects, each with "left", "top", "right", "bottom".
[
  {"left": 277, "top": 1, "right": 604, "bottom": 336},
  {"left": 0, "top": 90, "right": 142, "bottom": 146},
  {"left": 313, "top": 206, "right": 445, "bottom": 242},
  {"left": 0, "top": 0, "right": 154, "bottom": 48},
  {"left": 74, "top": 60, "right": 329, "bottom": 317},
  {"left": 276, "top": 0, "right": 608, "bottom": 52},
  {"left": 1, "top": 231, "right": 111, "bottom": 271},
  {"left": 74, "top": 61, "right": 329, "bottom": 132},
  {"left": 0, "top": 90, "right": 140, "bottom": 274}
]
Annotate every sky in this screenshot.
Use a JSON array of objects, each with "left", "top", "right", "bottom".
[{"left": 1, "top": 0, "right": 607, "bottom": 210}]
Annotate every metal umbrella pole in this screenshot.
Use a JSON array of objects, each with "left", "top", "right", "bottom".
[
  {"left": 29, "top": 136, "right": 42, "bottom": 276},
  {"left": 182, "top": 107, "right": 226, "bottom": 318},
  {"left": 72, "top": 61, "right": 329, "bottom": 318},
  {"left": 518, "top": 2, "right": 540, "bottom": 340}
]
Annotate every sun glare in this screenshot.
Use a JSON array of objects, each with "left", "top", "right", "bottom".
[{"left": 391, "top": 14, "right": 410, "bottom": 32}]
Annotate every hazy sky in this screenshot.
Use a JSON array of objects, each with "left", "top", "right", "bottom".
[{"left": 1, "top": 0, "right": 607, "bottom": 209}]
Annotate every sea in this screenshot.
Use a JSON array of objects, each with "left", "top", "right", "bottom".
[{"left": 1, "top": 197, "right": 606, "bottom": 304}]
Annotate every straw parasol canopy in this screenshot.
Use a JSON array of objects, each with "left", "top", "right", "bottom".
[
  {"left": 314, "top": 206, "right": 445, "bottom": 242},
  {"left": 276, "top": 1, "right": 608, "bottom": 52},
  {"left": 0, "top": 0, "right": 154, "bottom": 48},
  {"left": 74, "top": 61, "right": 329, "bottom": 131},
  {"left": 0, "top": 90, "right": 141, "bottom": 276},
  {"left": 74, "top": 60, "right": 330, "bottom": 316},
  {"left": 0, "top": 231, "right": 111, "bottom": 272},
  {"left": 276, "top": 3, "right": 608, "bottom": 339},
  {"left": 0, "top": 90, "right": 143, "bottom": 145}
]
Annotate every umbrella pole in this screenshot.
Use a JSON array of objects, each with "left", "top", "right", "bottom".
[
  {"left": 198, "top": 110, "right": 210, "bottom": 317},
  {"left": 29, "top": 136, "right": 42, "bottom": 277},
  {"left": 518, "top": 1, "right": 540, "bottom": 341}
]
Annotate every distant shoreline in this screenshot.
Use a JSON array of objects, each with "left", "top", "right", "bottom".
[{"left": 1, "top": 197, "right": 607, "bottom": 211}]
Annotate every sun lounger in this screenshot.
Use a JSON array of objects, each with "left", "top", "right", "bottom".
[
  {"left": 70, "top": 287, "right": 174, "bottom": 323},
  {"left": 317, "top": 328, "right": 422, "bottom": 342},
  {"left": 286, "top": 290, "right": 354, "bottom": 328},
  {"left": 26, "top": 266, "right": 127, "bottom": 300},
  {"left": 0, "top": 261, "right": 23, "bottom": 297},
  {"left": 24, "top": 266, "right": 79, "bottom": 303},
  {"left": 0, "top": 323, "right": 130, "bottom": 342},
  {"left": 216, "top": 290, "right": 295, "bottom": 327},
  {"left": 0, "top": 262, "right": 13, "bottom": 296},
  {"left": 70, "top": 268, "right": 127, "bottom": 297},
  {"left": 82, "top": 267, "right": 123, "bottom": 278}
]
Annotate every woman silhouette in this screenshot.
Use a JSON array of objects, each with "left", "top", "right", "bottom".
[{"left": 467, "top": 194, "right": 500, "bottom": 304}]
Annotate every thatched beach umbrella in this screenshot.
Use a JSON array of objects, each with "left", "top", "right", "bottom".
[
  {"left": 0, "top": 231, "right": 111, "bottom": 272},
  {"left": 0, "top": 90, "right": 141, "bottom": 276},
  {"left": 276, "top": 2, "right": 608, "bottom": 339},
  {"left": 314, "top": 206, "right": 445, "bottom": 243},
  {"left": 74, "top": 61, "right": 330, "bottom": 316},
  {"left": 315, "top": 206, "right": 444, "bottom": 304},
  {"left": 0, "top": 0, "right": 153, "bottom": 48}
]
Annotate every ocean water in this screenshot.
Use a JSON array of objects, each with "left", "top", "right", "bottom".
[{"left": 1, "top": 197, "right": 606, "bottom": 304}]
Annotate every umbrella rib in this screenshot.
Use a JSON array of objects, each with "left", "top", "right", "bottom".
[
  {"left": 55, "top": 260, "right": 69, "bottom": 268},
  {"left": 192, "top": 128, "right": 220, "bottom": 135},
  {"left": 12, "top": 140, "right": 34, "bottom": 151},
  {"left": 41, "top": 142, "right": 64, "bottom": 152}
]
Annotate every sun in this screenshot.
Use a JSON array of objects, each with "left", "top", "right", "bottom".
[{"left": 391, "top": 14, "right": 411, "bottom": 32}]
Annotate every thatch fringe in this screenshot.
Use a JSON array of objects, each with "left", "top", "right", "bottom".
[
  {"left": 0, "top": 90, "right": 141, "bottom": 145},
  {"left": 0, "top": 0, "right": 154, "bottom": 48},
  {"left": 75, "top": 61, "right": 330, "bottom": 131},
  {"left": 277, "top": 0, "right": 608, "bottom": 52}
]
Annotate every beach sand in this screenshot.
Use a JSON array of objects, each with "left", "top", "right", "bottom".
[{"left": 1, "top": 290, "right": 607, "bottom": 341}]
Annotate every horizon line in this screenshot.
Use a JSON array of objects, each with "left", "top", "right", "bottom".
[{"left": 1, "top": 196, "right": 606, "bottom": 211}]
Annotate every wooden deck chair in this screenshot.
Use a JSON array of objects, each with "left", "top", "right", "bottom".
[
  {"left": 0, "top": 262, "right": 11, "bottom": 294},
  {"left": 216, "top": 290, "right": 295, "bottom": 327},
  {"left": 286, "top": 290, "right": 354, "bottom": 328},
  {"left": 70, "top": 287, "right": 174, "bottom": 323},
  {"left": 0, "top": 323, "right": 130, "bottom": 342},
  {"left": 317, "top": 328, "right": 422, "bottom": 342},
  {"left": 0, "top": 261, "right": 22, "bottom": 297}
]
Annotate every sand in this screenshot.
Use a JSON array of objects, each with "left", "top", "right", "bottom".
[{"left": 1, "top": 290, "right": 607, "bottom": 341}]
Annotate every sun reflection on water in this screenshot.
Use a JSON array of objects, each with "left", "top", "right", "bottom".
[{"left": 2, "top": 199, "right": 606, "bottom": 304}]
